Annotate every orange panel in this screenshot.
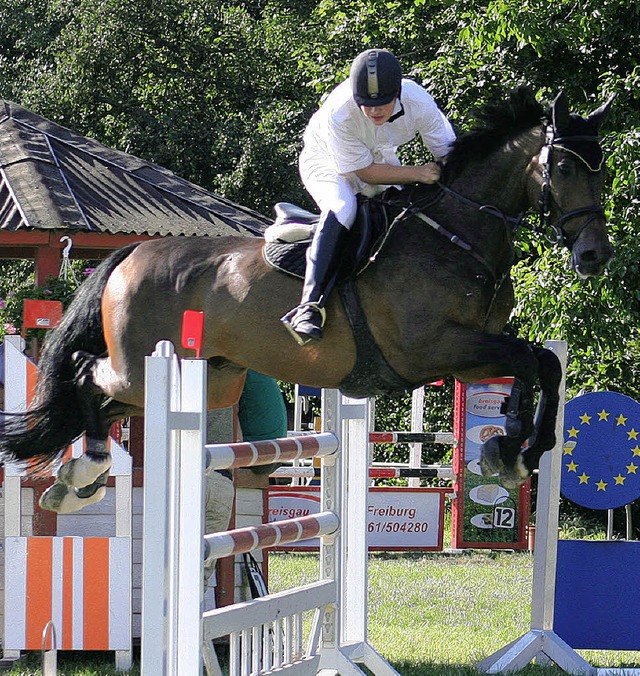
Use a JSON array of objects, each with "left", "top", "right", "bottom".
[
  {"left": 82, "top": 539, "right": 110, "bottom": 649},
  {"left": 26, "top": 538, "right": 53, "bottom": 649}
]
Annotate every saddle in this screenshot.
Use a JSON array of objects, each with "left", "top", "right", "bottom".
[{"left": 262, "top": 196, "right": 391, "bottom": 279}]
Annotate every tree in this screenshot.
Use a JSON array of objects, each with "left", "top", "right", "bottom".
[{"left": 0, "top": 0, "right": 638, "bottom": 416}]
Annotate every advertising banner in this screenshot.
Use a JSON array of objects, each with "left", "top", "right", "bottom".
[
  {"left": 452, "top": 379, "right": 530, "bottom": 549},
  {"left": 268, "top": 486, "right": 449, "bottom": 551}
]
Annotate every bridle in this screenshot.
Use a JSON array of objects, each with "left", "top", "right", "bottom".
[
  {"left": 381, "top": 119, "right": 606, "bottom": 274},
  {"left": 537, "top": 123, "right": 605, "bottom": 248}
]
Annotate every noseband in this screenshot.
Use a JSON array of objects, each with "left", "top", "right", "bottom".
[{"left": 538, "top": 124, "right": 605, "bottom": 248}]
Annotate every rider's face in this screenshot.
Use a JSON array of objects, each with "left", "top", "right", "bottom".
[{"left": 359, "top": 99, "right": 397, "bottom": 125}]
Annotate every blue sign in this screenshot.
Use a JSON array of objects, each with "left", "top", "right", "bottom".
[{"left": 561, "top": 391, "right": 640, "bottom": 510}]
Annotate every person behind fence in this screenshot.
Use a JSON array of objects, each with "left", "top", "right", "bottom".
[
  {"left": 203, "top": 370, "right": 287, "bottom": 597},
  {"left": 281, "top": 48, "right": 456, "bottom": 344}
]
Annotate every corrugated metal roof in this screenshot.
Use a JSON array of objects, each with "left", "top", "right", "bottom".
[{"left": 0, "top": 100, "right": 271, "bottom": 237}]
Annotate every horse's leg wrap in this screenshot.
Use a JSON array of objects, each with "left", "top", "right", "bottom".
[
  {"left": 522, "top": 347, "right": 563, "bottom": 472},
  {"left": 39, "top": 437, "right": 112, "bottom": 513},
  {"left": 56, "top": 439, "right": 112, "bottom": 489},
  {"left": 481, "top": 375, "right": 536, "bottom": 488}
]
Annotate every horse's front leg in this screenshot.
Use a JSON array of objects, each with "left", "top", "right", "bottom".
[
  {"left": 478, "top": 345, "right": 562, "bottom": 487},
  {"left": 520, "top": 346, "right": 563, "bottom": 473},
  {"left": 39, "top": 351, "right": 115, "bottom": 513},
  {"left": 480, "top": 374, "right": 537, "bottom": 488}
]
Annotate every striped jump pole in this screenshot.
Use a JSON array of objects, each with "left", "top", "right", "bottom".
[
  {"left": 141, "top": 340, "right": 398, "bottom": 676},
  {"left": 206, "top": 432, "right": 339, "bottom": 469},
  {"left": 369, "top": 431, "right": 454, "bottom": 445},
  {"left": 271, "top": 465, "right": 455, "bottom": 480}
]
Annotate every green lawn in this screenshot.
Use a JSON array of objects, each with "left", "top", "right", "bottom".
[{"left": 4, "top": 551, "right": 640, "bottom": 674}]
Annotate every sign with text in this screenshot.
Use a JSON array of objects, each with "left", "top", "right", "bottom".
[
  {"left": 268, "top": 486, "right": 449, "bottom": 551},
  {"left": 452, "top": 378, "right": 530, "bottom": 550}
]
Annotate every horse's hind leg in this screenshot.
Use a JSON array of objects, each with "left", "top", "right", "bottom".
[{"left": 39, "top": 351, "right": 127, "bottom": 513}]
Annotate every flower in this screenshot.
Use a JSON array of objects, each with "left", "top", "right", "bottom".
[{"left": 4, "top": 322, "right": 17, "bottom": 334}]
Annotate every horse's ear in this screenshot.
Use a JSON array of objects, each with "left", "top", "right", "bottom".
[
  {"left": 586, "top": 93, "right": 615, "bottom": 132},
  {"left": 551, "top": 92, "right": 571, "bottom": 132}
]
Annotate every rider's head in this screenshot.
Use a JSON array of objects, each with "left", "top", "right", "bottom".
[{"left": 350, "top": 49, "right": 402, "bottom": 107}]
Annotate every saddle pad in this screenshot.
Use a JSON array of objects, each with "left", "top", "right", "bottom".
[{"left": 263, "top": 240, "right": 308, "bottom": 279}]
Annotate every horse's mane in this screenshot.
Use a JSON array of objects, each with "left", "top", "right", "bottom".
[{"left": 444, "top": 86, "right": 545, "bottom": 175}]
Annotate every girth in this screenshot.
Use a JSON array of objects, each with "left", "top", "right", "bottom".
[{"left": 263, "top": 194, "right": 417, "bottom": 398}]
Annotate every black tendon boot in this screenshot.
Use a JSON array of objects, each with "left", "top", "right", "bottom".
[{"left": 281, "top": 211, "right": 347, "bottom": 344}]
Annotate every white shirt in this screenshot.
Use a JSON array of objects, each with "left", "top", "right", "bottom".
[{"left": 300, "top": 78, "right": 455, "bottom": 195}]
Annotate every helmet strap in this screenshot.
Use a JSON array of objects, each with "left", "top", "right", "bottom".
[{"left": 388, "top": 99, "right": 405, "bottom": 123}]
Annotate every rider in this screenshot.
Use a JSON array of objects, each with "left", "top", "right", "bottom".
[{"left": 281, "top": 48, "right": 456, "bottom": 344}]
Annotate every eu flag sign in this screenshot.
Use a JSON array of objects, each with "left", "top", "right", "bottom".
[{"left": 561, "top": 391, "right": 640, "bottom": 510}]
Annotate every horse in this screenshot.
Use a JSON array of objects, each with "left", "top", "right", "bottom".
[{"left": 0, "top": 87, "right": 613, "bottom": 513}]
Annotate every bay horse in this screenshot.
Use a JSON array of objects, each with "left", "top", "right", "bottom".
[{"left": 0, "top": 87, "right": 613, "bottom": 513}]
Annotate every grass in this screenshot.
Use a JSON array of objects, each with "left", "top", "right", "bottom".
[
  {"left": 4, "top": 551, "right": 640, "bottom": 674},
  {"left": 268, "top": 551, "right": 640, "bottom": 675}
]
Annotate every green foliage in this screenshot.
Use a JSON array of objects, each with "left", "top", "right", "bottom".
[
  {"left": 0, "top": 261, "right": 88, "bottom": 342},
  {"left": 0, "top": 0, "right": 638, "bottom": 453}
]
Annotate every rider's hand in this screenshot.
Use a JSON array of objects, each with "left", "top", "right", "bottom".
[{"left": 415, "top": 162, "right": 441, "bottom": 184}]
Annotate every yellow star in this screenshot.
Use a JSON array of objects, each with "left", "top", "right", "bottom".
[
  {"left": 626, "top": 462, "right": 638, "bottom": 475},
  {"left": 631, "top": 445, "right": 640, "bottom": 457},
  {"left": 614, "top": 474, "right": 626, "bottom": 485},
  {"left": 596, "top": 480, "right": 608, "bottom": 491},
  {"left": 567, "top": 426, "right": 580, "bottom": 438},
  {"left": 616, "top": 414, "right": 628, "bottom": 426},
  {"left": 563, "top": 441, "right": 576, "bottom": 455},
  {"left": 578, "top": 473, "right": 590, "bottom": 484},
  {"left": 566, "top": 460, "right": 578, "bottom": 473},
  {"left": 579, "top": 412, "right": 592, "bottom": 424},
  {"left": 598, "top": 409, "right": 610, "bottom": 421},
  {"left": 628, "top": 429, "right": 639, "bottom": 440}
]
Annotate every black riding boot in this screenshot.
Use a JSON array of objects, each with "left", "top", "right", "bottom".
[{"left": 281, "top": 211, "right": 347, "bottom": 344}]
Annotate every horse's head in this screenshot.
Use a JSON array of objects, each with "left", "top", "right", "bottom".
[{"left": 535, "top": 92, "right": 614, "bottom": 278}]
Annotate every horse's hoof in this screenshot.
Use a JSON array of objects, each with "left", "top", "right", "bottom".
[
  {"left": 57, "top": 454, "right": 112, "bottom": 489},
  {"left": 479, "top": 436, "right": 503, "bottom": 476},
  {"left": 39, "top": 481, "right": 106, "bottom": 513}
]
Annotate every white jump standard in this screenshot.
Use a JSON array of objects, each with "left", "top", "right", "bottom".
[{"left": 140, "top": 340, "right": 398, "bottom": 676}]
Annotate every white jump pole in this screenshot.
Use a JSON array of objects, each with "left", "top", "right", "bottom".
[
  {"left": 140, "top": 342, "right": 398, "bottom": 676},
  {"left": 141, "top": 342, "right": 207, "bottom": 675}
]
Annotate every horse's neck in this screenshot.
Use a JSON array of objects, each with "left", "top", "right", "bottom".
[
  {"left": 452, "top": 128, "right": 542, "bottom": 213},
  {"left": 440, "top": 128, "right": 544, "bottom": 254}
]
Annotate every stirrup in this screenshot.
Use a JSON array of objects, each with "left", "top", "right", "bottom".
[{"left": 280, "top": 303, "right": 327, "bottom": 346}]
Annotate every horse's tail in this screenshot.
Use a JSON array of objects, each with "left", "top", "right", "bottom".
[{"left": 0, "top": 242, "right": 140, "bottom": 470}]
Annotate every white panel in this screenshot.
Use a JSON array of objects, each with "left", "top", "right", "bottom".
[
  {"left": 108, "top": 538, "right": 132, "bottom": 650},
  {"left": 4, "top": 537, "right": 27, "bottom": 649},
  {"left": 51, "top": 538, "right": 65, "bottom": 648},
  {"left": 72, "top": 538, "right": 84, "bottom": 649}
]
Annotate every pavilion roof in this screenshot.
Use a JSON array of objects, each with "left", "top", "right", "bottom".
[{"left": 0, "top": 100, "right": 271, "bottom": 239}]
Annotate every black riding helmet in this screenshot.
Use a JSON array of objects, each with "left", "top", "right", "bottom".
[{"left": 350, "top": 49, "right": 402, "bottom": 107}]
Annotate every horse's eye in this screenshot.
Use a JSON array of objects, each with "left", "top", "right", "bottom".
[{"left": 557, "top": 160, "right": 573, "bottom": 176}]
